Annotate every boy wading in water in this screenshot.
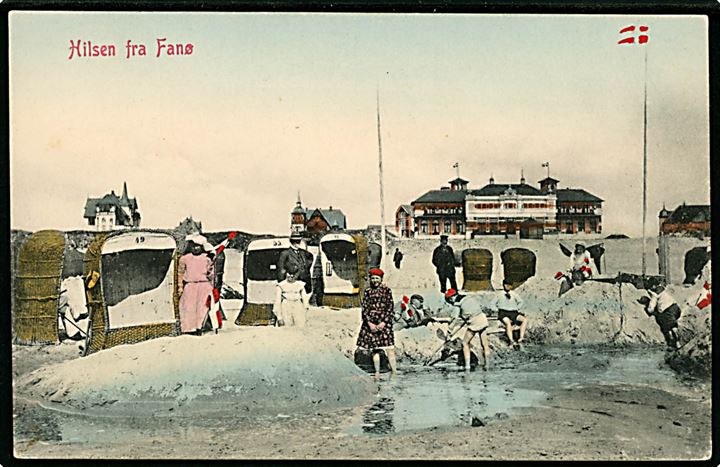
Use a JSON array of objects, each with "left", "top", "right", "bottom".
[
  {"left": 445, "top": 289, "right": 491, "bottom": 371},
  {"left": 356, "top": 268, "right": 397, "bottom": 380}
]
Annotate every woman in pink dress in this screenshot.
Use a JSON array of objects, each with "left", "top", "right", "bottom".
[{"left": 178, "top": 236, "right": 214, "bottom": 335}]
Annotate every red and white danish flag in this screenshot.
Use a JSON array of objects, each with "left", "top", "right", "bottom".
[
  {"left": 212, "top": 231, "right": 237, "bottom": 257},
  {"left": 618, "top": 25, "right": 649, "bottom": 45},
  {"left": 696, "top": 281, "right": 712, "bottom": 310}
]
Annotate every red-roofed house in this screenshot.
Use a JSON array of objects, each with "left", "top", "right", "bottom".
[
  {"left": 395, "top": 205, "right": 415, "bottom": 238},
  {"left": 410, "top": 177, "right": 468, "bottom": 237},
  {"left": 659, "top": 203, "right": 710, "bottom": 237},
  {"left": 290, "top": 194, "right": 347, "bottom": 235},
  {"left": 554, "top": 188, "right": 603, "bottom": 234}
]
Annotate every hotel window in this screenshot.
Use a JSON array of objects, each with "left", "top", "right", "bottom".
[
  {"left": 433, "top": 221, "right": 440, "bottom": 234},
  {"left": 421, "top": 221, "right": 428, "bottom": 234},
  {"left": 444, "top": 222, "right": 451, "bottom": 233},
  {"left": 578, "top": 220, "right": 585, "bottom": 232},
  {"left": 457, "top": 221, "right": 464, "bottom": 234}
]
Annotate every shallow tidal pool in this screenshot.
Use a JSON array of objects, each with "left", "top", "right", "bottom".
[{"left": 347, "top": 346, "right": 704, "bottom": 436}]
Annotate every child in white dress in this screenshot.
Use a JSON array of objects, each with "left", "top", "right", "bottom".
[{"left": 274, "top": 265, "right": 309, "bottom": 327}]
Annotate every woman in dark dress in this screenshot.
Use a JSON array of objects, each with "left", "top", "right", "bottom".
[{"left": 356, "top": 268, "right": 397, "bottom": 379}]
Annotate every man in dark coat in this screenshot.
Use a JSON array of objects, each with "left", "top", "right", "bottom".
[
  {"left": 277, "top": 232, "right": 313, "bottom": 294},
  {"left": 432, "top": 234, "right": 457, "bottom": 293}
]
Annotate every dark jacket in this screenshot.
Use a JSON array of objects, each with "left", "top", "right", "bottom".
[
  {"left": 432, "top": 244, "right": 456, "bottom": 274},
  {"left": 277, "top": 247, "right": 312, "bottom": 283}
]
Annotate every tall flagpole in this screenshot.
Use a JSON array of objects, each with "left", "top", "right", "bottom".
[
  {"left": 642, "top": 46, "right": 648, "bottom": 276},
  {"left": 377, "top": 88, "right": 387, "bottom": 271}
]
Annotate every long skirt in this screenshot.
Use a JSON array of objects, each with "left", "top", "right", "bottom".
[
  {"left": 180, "top": 281, "right": 213, "bottom": 332},
  {"left": 356, "top": 320, "right": 395, "bottom": 349}
]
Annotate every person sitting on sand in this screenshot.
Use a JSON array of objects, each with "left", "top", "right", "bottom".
[
  {"left": 494, "top": 279, "right": 527, "bottom": 348},
  {"left": 639, "top": 282, "right": 682, "bottom": 350},
  {"left": 394, "top": 294, "right": 426, "bottom": 330},
  {"left": 274, "top": 263, "right": 310, "bottom": 328},
  {"left": 445, "top": 289, "right": 491, "bottom": 371},
  {"left": 557, "top": 242, "right": 595, "bottom": 296},
  {"left": 356, "top": 268, "right": 397, "bottom": 379}
]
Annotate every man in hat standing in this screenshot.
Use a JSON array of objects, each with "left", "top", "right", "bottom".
[
  {"left": 277, "top": 232, "right": 313, "bottom": 294},
  {"left": 356, "top": 268, "right": 397, "bottom": 379},
  {"left": 432, "top": 234, "right": 457, "bottom": 293}
]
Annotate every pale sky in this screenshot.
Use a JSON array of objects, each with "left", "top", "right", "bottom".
[{"left": 10, "top": 12, "right": 709, "bottom": 236}]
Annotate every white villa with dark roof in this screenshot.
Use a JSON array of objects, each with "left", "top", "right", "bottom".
[
  {"left": 83, "top": 182, "right": 141, "bottom": 231},
  {"left": 465, "top": 175, "right": 557, "bottom": 236}
]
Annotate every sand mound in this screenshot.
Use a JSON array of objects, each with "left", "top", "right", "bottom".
[
  {"left": 510, "top": 277, "right": 657, "bottom": 345},
  {"left": 17, "top": 327, "right": 376, "bottom": 417}
]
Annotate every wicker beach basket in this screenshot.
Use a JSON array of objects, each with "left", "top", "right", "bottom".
[
  {"left": 461, "top": 248, "right": 494, "bottom": 291},
  {"left": 322, "top": 234, "right": 368, "bottom": 308},
  {"left": 500, "top": 247, "right": 537, "bottom": 288},
  {"left": 82, "top": 230, "right": 180, "bottom": 356},
  {"left": 13, "top": 230, "right": 65, "bottom": 344}
]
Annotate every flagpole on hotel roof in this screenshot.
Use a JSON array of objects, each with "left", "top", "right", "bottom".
[
  {"left": 377, "top": 87, "right": 387, "bottom": 271},
  {"left": 642, "top": 46, "right": 648, "bottom": 276}
]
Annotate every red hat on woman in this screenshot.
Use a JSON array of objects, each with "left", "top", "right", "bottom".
[{"left": 369, "top": 268, "right": 384, "bottom": 277}]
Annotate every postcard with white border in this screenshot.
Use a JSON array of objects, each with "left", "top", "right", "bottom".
[{"left": 8, "top": 10, "right": 713, "bottom": 461}]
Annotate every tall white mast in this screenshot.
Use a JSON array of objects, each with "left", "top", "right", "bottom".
[
  {"left": 377, "top": 88, "right": 387, "bottom": 270},
  {"left": 642, "top": 47, "right": 648, "bottom": 276}
]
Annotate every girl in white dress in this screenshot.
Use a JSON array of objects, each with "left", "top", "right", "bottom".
[{"left": 274, "top": 264, "right": 309, "bottom": 327}]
